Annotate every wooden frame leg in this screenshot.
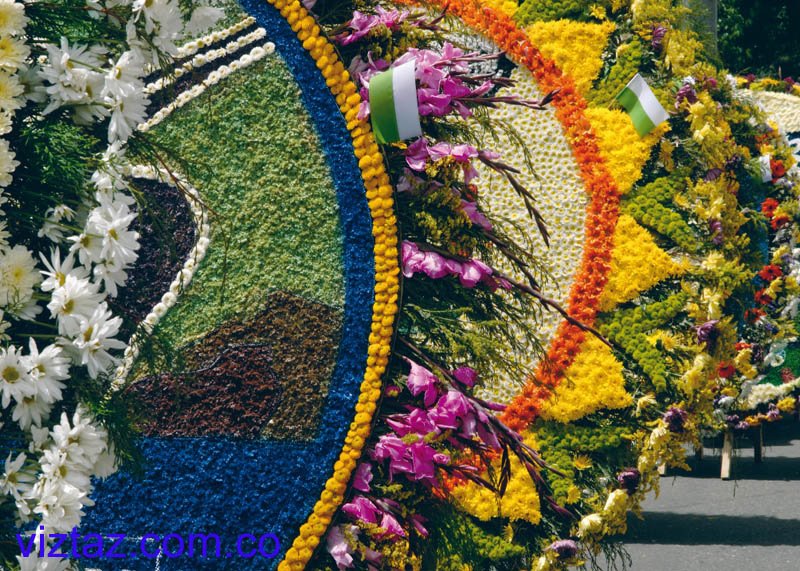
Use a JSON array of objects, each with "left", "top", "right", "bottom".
[
  {"left": 754, "top": 424, "right": 764, "bottom": 464},
  {"left": 720, "top": 429, "right": 733, "bottom": 479}
]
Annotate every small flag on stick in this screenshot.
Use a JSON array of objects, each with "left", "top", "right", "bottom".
[
  {"left": 369, "top": 60, "right": 423, "bottom": 144},
  {"left": 616, "top": 73, "right": 669, "bottom": 136}
]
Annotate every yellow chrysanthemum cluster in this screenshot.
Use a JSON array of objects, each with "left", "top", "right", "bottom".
[
  {"left": 539, "top": 335, "right": 632, "bottom": 422},
  {"left": 527, "top": 20, "right": 616, "bottom": 94},
  {"left": 266, "top": 1, "right": 399, "bottom": 569},
  {"left": 451, "top": 435, "right": 542, "bottom": 524},
  {"left": 586, "top": 107, "right": 667, "bottom": 194},
  {"left": 598, "top": 214, "right": 686, "bottom": 310}
]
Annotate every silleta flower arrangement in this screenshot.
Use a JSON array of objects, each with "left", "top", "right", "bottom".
[{"left": 3, "top": 0, "right": 800, "bottom": 570}]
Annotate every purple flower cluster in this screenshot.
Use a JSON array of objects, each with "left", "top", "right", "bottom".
[
  {"left": 335, "top": 7, "right": 409, "bottom": 46},
  {"left": 393, "top": 43, "right": 493, "bottom": 119},
  {"left": 547, "top": 539, "right": 580, "bottom": 559},
  {"left": 663, "top": 406, "right": 688, "bottom": 433},
  {"left": 617, "top": 467, "right": 641, "bottom": 495},
  {"left": 401, "top": 240, "right": 511, "bottom": 290},
  {"left": 675, "top": 81, "right": 698, "bottom": 108}
]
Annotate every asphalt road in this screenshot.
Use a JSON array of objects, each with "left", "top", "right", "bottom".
[{"left": 604, "top": 421, "right": 800, "bottom": 571}]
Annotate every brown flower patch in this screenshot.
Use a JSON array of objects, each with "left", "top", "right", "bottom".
[{"left": 129, "top": 291, "right": 343, "bottom": 440}]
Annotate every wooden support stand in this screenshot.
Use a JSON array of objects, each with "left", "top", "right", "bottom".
[
  {"left": 694, "top": 444, "right": 704, "bottom": 460},
  {"left": 720, "top": 429, "right": 733, "bottom": 479},
  {"left": 753, "top": 424, "right": 764, "bottom": 464}
]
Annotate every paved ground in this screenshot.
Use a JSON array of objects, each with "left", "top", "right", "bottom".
[{"left": 604, "top": 420, "right": 800, "bottom": 570}]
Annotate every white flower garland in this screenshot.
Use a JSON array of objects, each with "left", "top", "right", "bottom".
[
  {"left": 175, "top": 16, "right": 257, "bottom": 59},
  {"left": 144, "top": 27, "right": 268, "bottom": 95},
  {"left": 108, "top": 165, "right": 210, "bottom": 393},
  {"left": 139, "top": 43, "right": 277, "bottom": 133}
]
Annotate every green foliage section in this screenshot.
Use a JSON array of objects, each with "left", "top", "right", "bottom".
[
  {"left": 534, "top": 420, "right": 633, "bottom": 503},
  {"left": 598, "top": 293, "right": 689, "bottom": 392},
  {"left": 623, "top": 176, "right": 699, "bottom": 251},
  {"left": 144, "top": 56, "right": 346, "bottom": 347},
  {"left": 422, "top": 505, "right": 527, "bottom": 570},
  {"left": 719, "top": 0, "right": 800, "bottom": 77},
  {"left": 587, "top": 37, "right": 645, "bottom": 107},
  {"left": 515, "top": 0, "right": 611, "bottom": 25}
]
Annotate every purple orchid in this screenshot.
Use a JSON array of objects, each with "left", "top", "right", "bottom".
[
  {"left": 353, "top": 462, "right": 373, "bottom": 492},
  {"left": 336, "top": 8, "right": 408, "bottom": 46},
  {"left": 461, "top": 200, "right": 492, "bottom": 230},
  {"left": 651, "top": 25, "right": 667, "bottom": 50},
  {"left": 342, "top": 495, "right": 381, "bottom": 524},
  {"left": 452, "top": 366, "right": 479, "bottom": 387},
  {"left": 326, "top": 525, "right": 356, "bottom": 570},
  {"left": 404, "top": 358, "right": 442, "bottom": 407},
  {"left": 695, "top": 319, "right": 719, "bottom": 346}
]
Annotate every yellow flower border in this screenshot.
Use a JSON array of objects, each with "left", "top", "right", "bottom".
[{"left": 265, "top": 1, "right": 399, "bottom": 568}]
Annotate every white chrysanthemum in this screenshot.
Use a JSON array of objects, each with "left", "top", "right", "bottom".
[
  {"left": 51, "top": 408, "right": 108, "bottom": 469},
  {"left": 0, "top": 245, "right": 41, "bottom": 307},
  {"left": 67, "top": 230, "right": 103, "bottom": 267},
  {"left": 40, "top": 448, "right": 91, "bottom": 490},
  {"left": 37, "top": 204, "right": 76, "bottom": 243},
  {"left": 71, "top": 303, "right": 125, "bottom": 378},
  {"left": 102, "top": 50, "right": 143, "bottom": 99},
  {"left": 0, "top": 138, "right": 19, "bottom": 188},
  {"left": 0, "top": 0, "right": 27, "bottom": 37},
  {"left": 39, "top": 248, "right": 88, "bottom": 292},
  {"left": 0, "top": 344, "right": 34, "bottom": 408},
  {"left": 39, "top": 38, "right": 107, "bottom": 113},
  {"left": 28, "top": 477, "right": 91, "bottom": 533},
  {"left": 0, "top": 35, "right": 30, "bottom": 69},
  {"left": 87, "top": 194, "right": 140, "bottom": 266},
  {"left": 47, "top": 274, "right": 104, "bottom": 336},
  {"left": 93, "top": 258, "right": 128, "bottom": 297},
  {"left": 22, "top": 338, "right": 69, "bottom": 404},
  {"left": 0, "top": 452, "right": 35, "bottom": 499},
  {"left": 17, "top": 548, "right": 72, "bottom": 571},
  {"left": 0, "top": 69, "right": 23, "bottom": 112},
  {"left": 12, "top": 394, "right": 51, "bottom": 430},
  {"left": 107, "top": 89, "right": 149, "bottom": 143}
]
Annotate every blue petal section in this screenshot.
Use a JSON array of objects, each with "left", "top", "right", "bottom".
[{"left": 82, "top": 4, "right": 374, "bottom": 569}]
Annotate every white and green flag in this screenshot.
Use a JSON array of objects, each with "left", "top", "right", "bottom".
[
  {"left": 369, "top": 60, "right": 423, "bottom": 144},
  {"left": 616, "top": 73, "right": 670, "bottom": 136}
]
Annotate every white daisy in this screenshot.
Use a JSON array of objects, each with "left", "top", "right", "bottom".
[
  {"left": 51, "top": 408, "right": 108, "bottom": 469},
  {"left": 39, "top": 248, "right": 88, "bottom": 292},
  {"left": 0, "top": 344, "right": 34, "bottom": 408},
  {"left": 28, "top": 477, "right": 91, "bottom": 533},
  {"left": 0, "top": 452, "right": 35, "bottom": 499},
  {"left": 37, "top": 204, "right": 76, "bottom": 243},
  {"left": 0, "top": 139, "right": 18, "bottom": 188},
  {"left": 87, "top": 194, "right": 140, "bottom": 266},
  {"left": 22, "top": 338, "right": 69, "bottom": 404},
  {"left": 106, "top": 89, "right": 149, "bottom": 143},
  {"left": 12, "top": 394, "right": 52, "bottom": 430},
  {"left": 46, "top": 274, "right": 105, "bottom": 336},
  {"left": 71, "top": 303, "right": 125, "bottom": 378}
]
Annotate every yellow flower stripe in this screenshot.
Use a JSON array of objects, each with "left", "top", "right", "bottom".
[
  {"left": 265, "top": 2, "right": 399, "bottom": 569},
  {"left": 539, "top": 335, "right": 632, "bottom": 422},
  {"left": 527, "top": 20, "right": 616, "bottom": 95},
  {"left": 451, "top": 434, "right": 542, "bottom": 524},
  {"left": 598, "top": 214, "right": 686, "bottom": 311},
  {"left": 586, "top": 107, "right": 668, "bottom": 194}
]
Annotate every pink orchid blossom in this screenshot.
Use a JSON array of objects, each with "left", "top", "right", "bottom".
[
  {"left": 326, "top": 525, "right": 356, "bottom": 570},
  {"left": 379, "top": 512, "right": 406, "bottom": 539},
  {"left": 404, "top": 357, "right": 441, "bottom": 407},
  {"left": 461, "top": 200, "right": 492, "bottom": 230},
  {"left": 342, "top": 495, "right": 381, "bottom": 524},
  {"left": 452, "top": 366, "right": 478, "bottom": 387},
  {"left": 353, "top": 462, "right": 373, "bottom": 493}
]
